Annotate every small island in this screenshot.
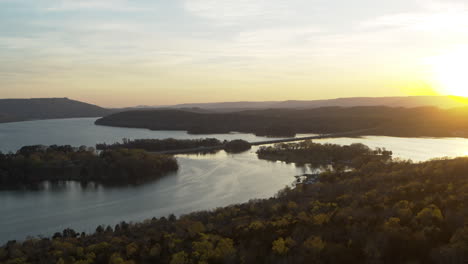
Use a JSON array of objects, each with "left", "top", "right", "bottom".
[
  {"left": 257, "top": 140, "right": 392, "bottom": 169},
  {"left": 224, "top": 139, "right": 252, "bottom": 153},
  {"left": 0, "top": 145, "right": 178, "bottom": 187}
]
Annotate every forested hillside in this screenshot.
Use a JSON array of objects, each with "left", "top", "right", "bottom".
[
  {"left": 170, "top": 96, "right": 468, "bottom": 110},
  {"left": 2, "top": 143, "right": 468, "bottom": 263},
  {"left": 0, "top": 98, "right": 111, "bottom": 123},
  {"left": 96, "top": 106, "right": 468, "bottom": 138}
]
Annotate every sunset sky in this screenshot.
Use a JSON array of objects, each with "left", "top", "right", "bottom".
[{"left": 1, "top": 0, "right": 468, "bottom": 107}]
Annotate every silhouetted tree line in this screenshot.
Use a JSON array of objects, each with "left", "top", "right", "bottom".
[
  {"left": 96, "top": 138, "right": 223, "bottom": 152},
  {"left": 223, "top": 140, "right": 252, "bottom": 153},
  {"left": 96, "top": 138, "right": 251, "bottom": 155},
  {"left": 96, "top": 106, "right": 468, "bottom": 138},
  {"left": 0, "top": 145, "right": 178, "bottom": 187},
  {"left": 4, "top": 143, "right": 468, "bottom": 263},
  {"left": 257, "top": 140, "right": 392, "bottom": 168},
  {"left": 255, "top": 125, "right": 296, "bottom": 137},
  {"left": 0, "top": 98, "right": 112, "bottom": 124}
]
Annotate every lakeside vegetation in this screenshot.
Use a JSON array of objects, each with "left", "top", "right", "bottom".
[
  {"left": 95, "top": 106, "right": 468, "bottom": 138},
  {"left": 96, "top": 138, "right": 222, "bottom": 152},
  {"left": 96, "top": 138, "right": 252, "bottom": 154},
  {"left": 257, "top": 140, "right": 392, "bottom": 168},
  {"left": 0, "top": 145, "right": 178, "bottom": 187},
  {"left": 223, "top": 140, "right": 252, "bottom": 153},
  {"left": 3, "top": 143, "right": 468, "bottom": 263}
]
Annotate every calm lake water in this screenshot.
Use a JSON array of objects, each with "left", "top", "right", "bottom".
[{"left": 2, "top": 118, "right": 468, "bottom": 243}]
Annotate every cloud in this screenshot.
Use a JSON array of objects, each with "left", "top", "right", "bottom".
[
  {"left": 43, "top": 0, "right": 143, "bottom": 11},
  {"left": 179, "top": 0, "right": 329, "bottom": 63},
  {"left": 360, "top": 12, "right": 468, "bottom": 34},
  {"left": 417, "top": 0, "right": 468, "bottom": 11},
  {"left": 359, "top": 0, "right": 468, "bottom": 33},
  {"left": 237, "top": 27, "right": 323, "bottom": 45},
  {"left": 2, "top": 0, "right": 468, "bottom": 98},
  {"left": 183, "top": 0, "right": 303, "bottom": 25}
]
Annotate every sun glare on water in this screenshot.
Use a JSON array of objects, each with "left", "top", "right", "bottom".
[{"left": 427, "top": 47, "right": 468, "bottom": 97}]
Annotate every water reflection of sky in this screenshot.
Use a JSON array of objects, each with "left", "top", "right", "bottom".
[
  {"left": 3, "top": 118, "right": 468, "bottom": 162},
  {"left": 0, "top": 119, "right": 312, "bottom": 243},
  {"left": 316, "top": 136, "right": 468, "bottom": 162},
  {"left": 0, "top": 118, "right": 307, "bottom": 153},
  {"left": 3, "top": 119, "right": 468, "bottom": 243}
]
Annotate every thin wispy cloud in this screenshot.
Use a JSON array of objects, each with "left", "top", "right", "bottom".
[
  {"left": 43, "top": 0, "right": 142, "bottom": 11},
  {"left": 183, "top": 0, "right": 288, "bottom": 24},
  {"left": 1, "top": 0, "right": 468, "bottom": 105},
  {"left": 360, "top": 10, "right": 468, "bottom": 34}
]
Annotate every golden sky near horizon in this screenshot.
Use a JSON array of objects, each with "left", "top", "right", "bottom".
[{"left": 1, "top": 0, "right": 468, "bottom": 107}]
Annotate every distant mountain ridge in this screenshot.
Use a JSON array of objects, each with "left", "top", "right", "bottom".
[
  {"left": 0, "top": 98, "right": 111, "bottom": 123},
  {"left": 1, "top": 96, "right": 467, "bottom": 124},
  {"left": 96, "top": 106, "right": 468, "bottom": 138},
  {"left": 167, "top": 96, "right": 468, "bottom": 111}
]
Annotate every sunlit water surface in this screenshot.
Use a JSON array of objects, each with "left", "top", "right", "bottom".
[{"left": 1, "top": 118, "right": 468, "bottom": 243}]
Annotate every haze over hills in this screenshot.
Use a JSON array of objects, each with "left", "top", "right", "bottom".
[
  {"left": 96, "top": 106, "right": 468, "bottom": 138},
  {"left": 0, "top": 98, "right": 112, "bottom": 123},
  {"left": 1, "top": 96, "right": 467, "bottom": 124},
  {"left": 167, "top": 96, "right": 468, "bottom": 111}
]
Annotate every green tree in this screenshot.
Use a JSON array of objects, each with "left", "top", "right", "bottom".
[{"left": 170, "top": 251, "right": 190, "bottom": 264}]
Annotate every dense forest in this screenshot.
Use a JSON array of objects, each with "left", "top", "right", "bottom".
[
  {"left": 95, "top": 106, "right": 468, "bottom": 138},
  {"left": 3, "top": 143, "right": 468, "bottom": 263},
  {"left": 0, "top": 145, "right": 178, "bottom": 187},
  {"left": 96, "top": 138, "right": 223, "bottom": 152},
  {"left": 0, "top": 98, "right": 112, "bottom": 123},
  {"left": 96, "top": 138, "right": 252, "bottom": 154},
  {"left": 257, "top": 140, "right": 392, "bottom": 168},
  {"left": 223, "top": 140, "right": 252, "bottom": 153}
]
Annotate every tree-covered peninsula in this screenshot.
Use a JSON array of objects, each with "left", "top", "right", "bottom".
[
  {"left": 96, "top": 138, "right": 222, "bottom": 152},
  {"left": 0, "top": 145, "right": 178, "bottom": 187},
  {"left": 3, "top": 143, "right": 468, "bottom": 263},
  {"left": 96, "top": 138, "right": 252, "bottom": 154}
]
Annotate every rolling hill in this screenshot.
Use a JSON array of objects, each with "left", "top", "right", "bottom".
[
  {"left": 0, "top": 98, "right": 112, "bottom": 123},
  {"left": 95, "top": 106, "right": 468, "bottom": 138},
  {"left": 167, "top": 96, "right": 468, "bottom": 111}
]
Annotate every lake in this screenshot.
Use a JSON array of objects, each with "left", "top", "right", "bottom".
[{"left": 1, "top": 118, "right": 468, "bottom": 243}]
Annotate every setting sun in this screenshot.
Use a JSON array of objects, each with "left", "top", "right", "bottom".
[{"left": 428, "top": 47, "right": 468, "bottom": 97}]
